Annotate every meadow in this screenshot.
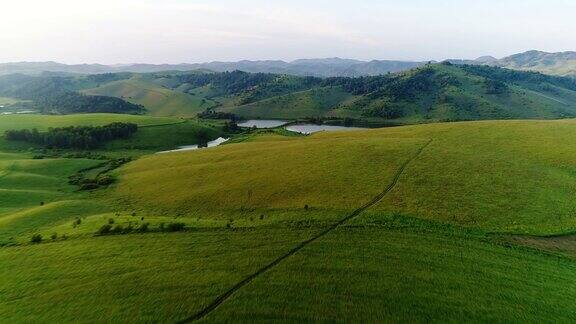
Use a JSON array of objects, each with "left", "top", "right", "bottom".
[
  {"left": 2, "top": 114, "right": 576, "bottom": 322},
  {"left": 83, "top": 76, "right": 218, "bottom": 117}
]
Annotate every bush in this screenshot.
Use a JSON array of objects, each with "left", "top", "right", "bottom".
[
  {"left": 165, "top": 222, "right": 186, "bottom": 232},
  {"left": 96, "top": 175, "right": 114, "bottom": 186},
  {"left": 72, "top": 217, "right": 82, "bottom": 228},
  {"left": 112, "top": 225, "right": 124, "bottom": 234},
  {"left": 108, "top": 218, "right": 115, "bottom": 225},
  {"left": 97, "top": 224, "right": 112, "bottom": 235},
  {"left": 30, "top": 234, "right": 42, "bottom": 244},
  {"left": 50, "top": 233, "right": 58, "bottom": 241},
  {"left": 139, "top": 223, "right": 150, "bottom": 233},
  {"left": 80, "top": 182, "right": 100, "bottom": 191},
  {"left": 124, "top": 224, "right": 134, "bottom": 233}
]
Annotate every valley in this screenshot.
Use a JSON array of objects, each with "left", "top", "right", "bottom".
[{"left": 2, "top": 62, "right": 576, "bottom": 322}]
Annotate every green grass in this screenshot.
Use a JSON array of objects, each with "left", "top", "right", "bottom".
[
  {"left": 221, "top": 87, "right": 353, "bottom": 119},
  {"left": 0, "top": 228, "right": 319, "bottom": 322},
  {"left": 83, "top": 76, "right": 217, "bottom": 117},
  {"left": 103, "top": 120, "right": 223, "bottom": 155},
  {"left": 112, "top": 132, "right": 425, "bottom": 222},
  {"left": 2, "top": 118, "right": 576, "bottom": 321},
  {"left": 0, "top": 113, "right": 179, "bottom": 134},
  {"left": 0, "top": 152, "right": 102, "bottom": 243},
  {"left": 112, "top": 119, "right": 576, "bottom": 234},
  {"left": 0, "top": 114, "right": 225, "bottom": 244},
  {"left": 206, "top": 223, "right": 576, "bottom": 322}
]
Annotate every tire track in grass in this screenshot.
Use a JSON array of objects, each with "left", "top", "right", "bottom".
[{"left": 180, "top": 139, "right": 433, "bottom": 323}]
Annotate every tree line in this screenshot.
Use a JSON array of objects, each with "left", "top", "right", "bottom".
[{"left": 5, "top": 122, "right": 138, "bottom": 149}]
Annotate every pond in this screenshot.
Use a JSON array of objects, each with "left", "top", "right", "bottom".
[
  {"left": 284, "top": 124, "right": 363, "bottom": 135},
  {"left": 157, "top": 137, "right": 229, "bottom": 154},
  {"left": 238, "top": 119, "right": 288, "bottom": 128}
]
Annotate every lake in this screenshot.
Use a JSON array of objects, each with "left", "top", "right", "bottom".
[
  {"left": 157, "top": 137, "right": 229, "bottom": 154},
  {"left": 285, "top": 124, "right": 362, "bottom": 135},
  {"left": 238, "top": 120, "right": 288, "bottom": 128}
]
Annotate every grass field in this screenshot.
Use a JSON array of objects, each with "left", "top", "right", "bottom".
[
  {"left": 0, "top": 114, "right": 224, "bottom": 245},
  {"left": 113, "top": 119, "right": 576, "bottom": 234},
  {"left": 2, "top": 118, "right": 576, "bottom": 321},
  {"left": 83, "top": 77, "right": 217, "bottom": 117},
  {"left": 0, "top": 113, "right": 179, "bottom": 133}
]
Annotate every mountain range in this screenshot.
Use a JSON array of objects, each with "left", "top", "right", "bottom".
[{"left": 2, "top": 50, "right": 576, "bottom": 78}]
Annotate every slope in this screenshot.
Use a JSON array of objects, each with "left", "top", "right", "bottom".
[
  {"left": 2, "top": 120, "right": 576, "bottom": 321},
  {"left": 83, "top": 76, "right": 217, "bottom": 117}
]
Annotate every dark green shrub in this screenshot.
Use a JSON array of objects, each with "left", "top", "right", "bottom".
[
  {"left": 165, "top": 222, "right": 186, "bottom": 232},
  {"left": 31, "top": 234, "right": 42, "bottom": 244},
  {"left": 51, "top": 233, "right": 58, "bottom": 241},
  {"left": 124, "top": 224, "right": 134, "bottom": 233},
  {"left": 80, "top": 182, "right": 100, "bottom": 191},
  {"left": 139, "top": 223, "right": 149, "bottom": 233},
  {"left": 96, "top": 175, "right": 114, "bottom": 186},
  {"left": 72, "top": 217, "right": 82, "bottom": 228},
  {"left": 108, "top": 218, "right": 115, "bottom": 225},
  {"left": 112, "top": 225, "right": 124, "bottom": 234},
  {"left": 97, "top": 224, "right": 112, "bottom": 235}
]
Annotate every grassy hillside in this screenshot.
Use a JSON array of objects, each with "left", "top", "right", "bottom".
[
  {"left": 494, "top": 50, "right": 576, "bottom": 77},
  {"left": 0, "top": 113, "right": 179, "bottom": 133},
  {"left": 83, "top": 76, "right": 218, "bottom": 117},
  {"left": 221, "top": 87, "right": 353, "bottom": 119},
  {"left": 4, "top": 64, "right": 576, "bottom": 123},
  {"left": 210, "top": 63, "right": 576, "bottom": 123},
  {"left": 112, "top": 120, "right": 576, "bottom": 234},
  {"left": 2, "top": 119, "right": 576, "bottom": 321},
  {"left": 333, "top": 63, "right": 576, "bottom": 123},
  {"left": 0, "top": 113, "right": 224, "bottom": 244}
]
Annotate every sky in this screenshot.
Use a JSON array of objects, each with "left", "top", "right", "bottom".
[{"left": 1, "top": 0, "right": 576, "bottom": 64}]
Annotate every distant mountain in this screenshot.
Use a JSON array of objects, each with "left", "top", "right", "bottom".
[
  {"left": 493, "top": 50, "right": 576, "bottom": 76},
  {"left": 0, "top": 59, "right": 427, "bottom": 77},
  {"left": 445, "top": 56, "right": 497, "bottom": 65},
  {"left": 80, "top": 64, "right": 576, "bottom": 123},
  {"left": 4, "top": 51, "right": 576, "bottom": 78}
]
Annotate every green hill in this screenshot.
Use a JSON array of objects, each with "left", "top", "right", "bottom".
[
  {"left": 3, "top": 64, "right": 576, "bottom": 123},
  {"left": 494, "top": 50, "right": 576, "bottom": 77},
  {"left": 2, "top": 119, "right": 576, "bottom": 321},
  {"left": 219, "top": 87, "right": 353, "bottom": 119},
  {"left": 83, "top": 75, "right": 218, "bottom": 117}
]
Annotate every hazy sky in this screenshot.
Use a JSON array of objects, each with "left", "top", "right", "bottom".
[{"left": 2, "top": 0, "right": 576, "bottom": 64}]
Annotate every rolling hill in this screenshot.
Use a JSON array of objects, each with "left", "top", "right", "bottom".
[
  {"left": 79, "top": 64, "right": 576, "bottom": 123},
  {"left": 82, "top": 75, "right": 218, "bottom": 117},
  {"left": 217, "top": 63, "right": 576, "bottom": 122},
  {"left": 3, "top": 63, "right": 576, "bottom": 124},
  {"left": 1, "top": 118, "right": 576, "bottom": 321},
  {"left": 493, "top": 50, "right": 576, "bottom": 76}
]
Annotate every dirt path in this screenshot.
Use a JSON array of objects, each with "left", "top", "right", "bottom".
[{"left": 179, "top": 139, "right": 433, "bottom": 322}]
